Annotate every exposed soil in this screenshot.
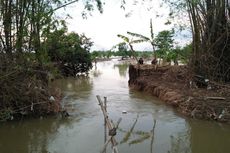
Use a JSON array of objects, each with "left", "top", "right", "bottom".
[{"left": 128, "top": 64, "right": 230, "bottom": 123}]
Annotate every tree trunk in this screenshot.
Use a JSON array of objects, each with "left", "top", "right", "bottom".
[{"left": 187, "top": 0, "right": 230, "bottom": 82}]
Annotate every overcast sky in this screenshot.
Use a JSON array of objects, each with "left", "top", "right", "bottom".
[{"left": 59, "top": 0, "right": 191, "bottom": 51}]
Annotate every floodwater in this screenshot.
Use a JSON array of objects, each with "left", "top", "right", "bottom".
[{"left": 1, "top": 60, "right": 230, "bottom": 153}]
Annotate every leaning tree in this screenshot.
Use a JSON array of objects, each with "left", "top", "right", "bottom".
[{"left": 116, "top": 34, "right": 139, "bottom": 62}]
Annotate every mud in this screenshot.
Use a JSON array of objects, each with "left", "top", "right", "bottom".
[{"left": 128, "top": 64, "right": 230, "bottom": 123}]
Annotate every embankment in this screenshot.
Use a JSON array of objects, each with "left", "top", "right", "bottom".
[{"left": 128, "top": 64, "right": 230, "bottom": 123}]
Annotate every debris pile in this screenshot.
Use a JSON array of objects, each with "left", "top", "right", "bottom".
[{"left": 0, "top": 56, "right": 62, "bottom": 121}]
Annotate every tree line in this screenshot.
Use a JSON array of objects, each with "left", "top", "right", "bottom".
[{"left": 116, "top": 25, "right": 192, "bottom": 65}]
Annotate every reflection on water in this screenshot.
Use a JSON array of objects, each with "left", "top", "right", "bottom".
[
  {"left": 118, "top": 115, "right": 157, "bottom": 153},
  {"left": 52, "top": 76, "right": 93, "bottom": 93},
  {"left": 168, "top": 128, "right": 191, "bottom": 153},
  {"left": 0, "top": 117, "right": 73, "bottom": 153},
  {"left": 189, "top": 120, "right": 230, "bottom": 153},
  {"left": 119, "top": 115, "right": 139, "bottom": 145},
  {"left": 114, "top": 63, "right": 129, "bottom": 77},
  {"left": 92, "top": 69, "right": 102, "bottom": 77},
  {"left": 0, "top": 60, "right": 230, "bottom": 153}
]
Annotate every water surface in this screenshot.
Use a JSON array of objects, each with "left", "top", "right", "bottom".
[{"left": 0, "top": 60, "right": 230, "bottom": 153}]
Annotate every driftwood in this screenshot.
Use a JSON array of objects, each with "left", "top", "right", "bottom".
[
  {"left": 205, "top": 97, "right": 226, "bottom": 100},
  {"left": 96, "top": 95, "right": 119, "bottom": 153}
]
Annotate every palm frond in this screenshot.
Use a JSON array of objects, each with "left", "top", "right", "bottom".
[
  {"left": 117, "top": 34, "right": 129, "bottom": 42},
  {"left": 127, "top": 31, "right": 149, "bottom": 41},
  {"left": 131, "top": 39, "right": 147, "bottom": 44},
  {"left": 150, "top": 18, "right": 154, "bottom": 40},
  {"left": 111, "top": 42, "right": 127, "bottom": 50}
]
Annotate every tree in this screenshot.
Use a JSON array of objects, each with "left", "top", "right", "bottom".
[
  {"left": 117, "top": 43, "right": 130, "bottom": 59},
  {"left": 155, "top": 29, "right": 174, "bottom": 64},
  {"left": 178, "top": 43, "right": 192, "bottom": 64},
  {"left": 117, "top": 34, "right": 138, "bottom": 62},
  {"left": 0, "top": 0, "right": 103, "bottom": 58},
  {"left": 105, "top": 50, "right": 113, "bottom": 59},
  {"left": 127, "top": 19, "right": 157, "bottom": 59},
  {"left": 164, "top": 0, "right": 230, "bottom": 81},
  {"left": 188, "top": 0, "right": 230, "bottom": 81},
  {"left": 91, "top": 51, "right": 100, "bottom": 61},
  {"left": 45, "top": 29, "right": 93, "bottom": 76}
]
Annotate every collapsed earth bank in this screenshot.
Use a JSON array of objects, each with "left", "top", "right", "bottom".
[{"left": 128, "top": 64, "right": 230, "bottom": 123}]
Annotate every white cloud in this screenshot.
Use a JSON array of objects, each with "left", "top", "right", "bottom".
[{"left": 59, "top": 0, "right": 190, "bottom": 51}]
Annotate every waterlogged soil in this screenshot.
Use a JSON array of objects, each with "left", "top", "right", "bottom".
[{"left": 129, "top": 64, "right": 230, "bottom": 123}]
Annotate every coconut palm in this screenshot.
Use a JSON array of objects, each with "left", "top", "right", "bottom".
[{"left": 127, "top": 19, "right": 157, "bottom": 59}]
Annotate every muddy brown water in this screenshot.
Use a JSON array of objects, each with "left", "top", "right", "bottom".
[{"left": 1, "top": 60, "right": 230, "bottom": 153}]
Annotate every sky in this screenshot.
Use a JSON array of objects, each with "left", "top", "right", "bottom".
[{"left": 58, "top": 0, "right": 191, "bottom": 51}]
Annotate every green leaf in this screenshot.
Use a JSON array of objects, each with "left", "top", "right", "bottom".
[
  {"left": 127, "top": 32, "right": 150, "bottom": 41},
  {"left": 117, "top": 34, "right": 130, "bottom": 42},
  {"left": 131, "top": 39, "right": 147, "bottom": 44}
]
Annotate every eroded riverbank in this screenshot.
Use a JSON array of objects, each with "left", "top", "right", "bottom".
[{"left": 128, "top": 64, "right": 230, "bottom": 123}]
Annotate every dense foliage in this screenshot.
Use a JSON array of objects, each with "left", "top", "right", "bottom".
[
  {"left": 116, "top": 28, "right": 191, "bottom": 65},
  {"left": 46, "top": 28, "right": 93, "bottom": 76},
  {"left": 155, "top": 29, "right": 174, "bottom": 63}
]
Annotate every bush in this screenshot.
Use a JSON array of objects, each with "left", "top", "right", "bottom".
[{"left": 46, "top": 29, "right": 93, "bottom": 76}]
